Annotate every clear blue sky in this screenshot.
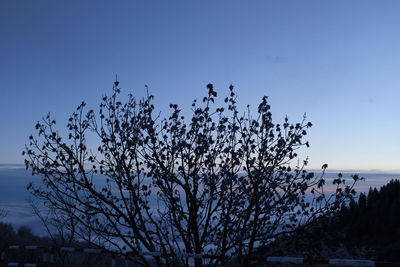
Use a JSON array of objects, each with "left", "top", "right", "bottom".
[{"left": 1, "top": 0, "right": 400, "bottom": 172}]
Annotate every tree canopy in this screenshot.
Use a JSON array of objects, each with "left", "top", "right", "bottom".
[{"left": 24, "top": 82, "right": 359, "bottom": 266}]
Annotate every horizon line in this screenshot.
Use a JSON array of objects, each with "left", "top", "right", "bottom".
[{"left": 1, "top": 163, "right": 399, "bottom": 175}]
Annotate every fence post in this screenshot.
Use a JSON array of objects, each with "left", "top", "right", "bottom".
[
  {"left": 42, "top": 247, "right": 48, "bottom": 267},
  {"left": 124, "top": 255, "right": 129, "bottom": 267},
  {"left": 50, "top": 247, "right": 56, "bottom": 267},
  {"left": 0, "top": 249, "right": 4, "bottom": 267},
  {"left": 111, "top": 253, "right": 116, "bottom": 267},
  {"left": 242, "top": 255, "right": 249, "bottom": 267}
]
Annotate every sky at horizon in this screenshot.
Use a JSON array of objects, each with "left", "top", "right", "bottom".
[
  {"left": 1, "top": 0, "right": 400, "bottom": 172},
  {"left": 0, "top": 164, "right": 399, "bottom": 236}
]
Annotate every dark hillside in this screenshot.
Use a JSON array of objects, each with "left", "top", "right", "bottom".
[
  {"left": 260, "top": 179, "right": 400, "bottom": 261},
  {"left": 336, "top": 179, "right": 400, "bottom": 260}
]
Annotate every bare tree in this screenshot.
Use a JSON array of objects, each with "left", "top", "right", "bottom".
[
  {"left": 30, "top": 199, "right": 82, "bottom": 267},
  {"left": 0, "top": 208, "right": 7, "bottom": 219},
  {"left": 24, "top": 82, "right": 360, "bottom": 266}
]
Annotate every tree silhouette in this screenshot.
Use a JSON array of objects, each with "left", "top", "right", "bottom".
[{"left": 24, "top": 82, "right": 359, "bottom": 266}]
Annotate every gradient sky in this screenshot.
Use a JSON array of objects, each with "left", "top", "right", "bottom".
[{"left": 1, "top": 0, "right": 400, "bottom": 172}]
